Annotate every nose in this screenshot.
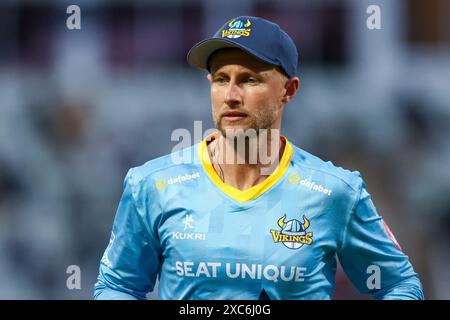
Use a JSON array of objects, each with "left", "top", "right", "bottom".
[{"left": 224, "top": 81, "right": 242, "bottom": 107}]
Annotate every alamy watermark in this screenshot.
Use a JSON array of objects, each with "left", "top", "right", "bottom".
[
  {"left": 366, "top": 5, "right": 381, "bottom": 30},
  {"left": 66, "top": 5, "right": 81, "bottom": 30},
  {"left": 66, "top": 265, "right": 81, "bottom": 290},
  {"left": 366, "top": 264, "right": 381, "bottom": 290}
]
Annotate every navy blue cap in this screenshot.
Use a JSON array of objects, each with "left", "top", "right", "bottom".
[{"left": 187, "top": 16, "right": 298, "bottom": 78}]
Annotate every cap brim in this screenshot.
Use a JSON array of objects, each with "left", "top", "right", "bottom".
[{"left": 187, "top": 38, "right": 278, "bottom": 72}]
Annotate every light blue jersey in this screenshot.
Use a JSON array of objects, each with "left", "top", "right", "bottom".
[{"left": 94, "top": 135, "right": 423, "bottom": 300}]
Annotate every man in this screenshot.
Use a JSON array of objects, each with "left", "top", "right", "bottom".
[{"left": 94, "top": 16, "right": 424, "bottom": 300}]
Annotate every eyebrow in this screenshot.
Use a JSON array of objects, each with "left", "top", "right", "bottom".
[{"left": 211, "top": 69, "right": 267, "bottom": 80}]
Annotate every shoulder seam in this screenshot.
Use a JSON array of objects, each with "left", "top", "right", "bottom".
[
  {"left": 296, "top": 162, "right": 360, "bottom": 192},
  {"left": 131, "top": 147, "right": 201, "bottom": 186},
  {"left": 132, "top": 161, "right": 199, "bottom": 185},
  {"left": 126, "top": 168, "right": 143, "bottom": 215},
  {"left": 338, "top": 178, "right": 364, "bottom": 252},
  {"left": 127, "top": 168, "right": 163, "bottom": 240}
]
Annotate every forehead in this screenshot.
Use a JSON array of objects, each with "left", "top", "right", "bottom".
[{"left": 208, "top": 48, "right": 277, "bottom": 74}]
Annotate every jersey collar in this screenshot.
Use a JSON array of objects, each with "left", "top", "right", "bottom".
[{"left": 198, "top": 132, "right": 293, "bottom": 203}]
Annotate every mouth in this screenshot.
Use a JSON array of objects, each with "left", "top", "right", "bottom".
[{"left": 221, "top": 111, "right": 248, "bottom": 122}]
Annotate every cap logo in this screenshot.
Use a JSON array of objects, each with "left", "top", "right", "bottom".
[{"left": 221, "top": 19, "right": 252, "bottom": 39}]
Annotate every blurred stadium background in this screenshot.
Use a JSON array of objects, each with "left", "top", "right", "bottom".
[{"left": 0, "top": 0, "right": 449, "bottom": 299}]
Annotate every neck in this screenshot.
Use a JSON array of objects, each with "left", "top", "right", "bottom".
[{"left": 207, "top": 130, "right": 285, "bottom": 190}]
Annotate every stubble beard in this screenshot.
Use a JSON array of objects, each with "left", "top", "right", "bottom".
[
  {"left": 212, "top": 105, "right": 278, "bottom": 139},
  {"left": 211, "top": 105, "right": 281, "bottom": 168}
]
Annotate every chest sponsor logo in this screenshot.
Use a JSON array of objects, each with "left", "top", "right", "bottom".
[
  {"left": 270, "top": 214, "right": 313, "bottom": 249},
  {"left": 156, "top": 172, "right": 200, "bottom": 190},
  {"left": 176, "top": 261, "right": 306, "bottom": 283},
  {"left": 288, "top": 173, "right": 333, "bottom": 196}
]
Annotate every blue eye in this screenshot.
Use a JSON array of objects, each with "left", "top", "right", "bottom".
[{"left": 214, "top": 77, "right": 227, "bottom": 84}]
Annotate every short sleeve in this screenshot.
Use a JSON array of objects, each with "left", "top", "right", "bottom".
[
  {"left": 94, "top": 169, "right": 161, "bottom": 300},
  {"left": 337, "top": 179, "right": 424, "bottom": 300}
]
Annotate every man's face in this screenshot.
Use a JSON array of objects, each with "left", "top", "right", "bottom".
[{"left": 207, "top": 49, "right": 288, "bottom": 137}]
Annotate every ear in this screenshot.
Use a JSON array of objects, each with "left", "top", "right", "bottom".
[
  {"left": 282, "top": 77, "right": 300, "bottom": 104},
  {"left": 207, "top": 74, "right": 212, "bottom": 83}
]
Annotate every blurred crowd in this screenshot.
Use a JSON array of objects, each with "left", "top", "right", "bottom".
[{"left": 0, "top": 0, "right": 449, "bottom": 299}]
